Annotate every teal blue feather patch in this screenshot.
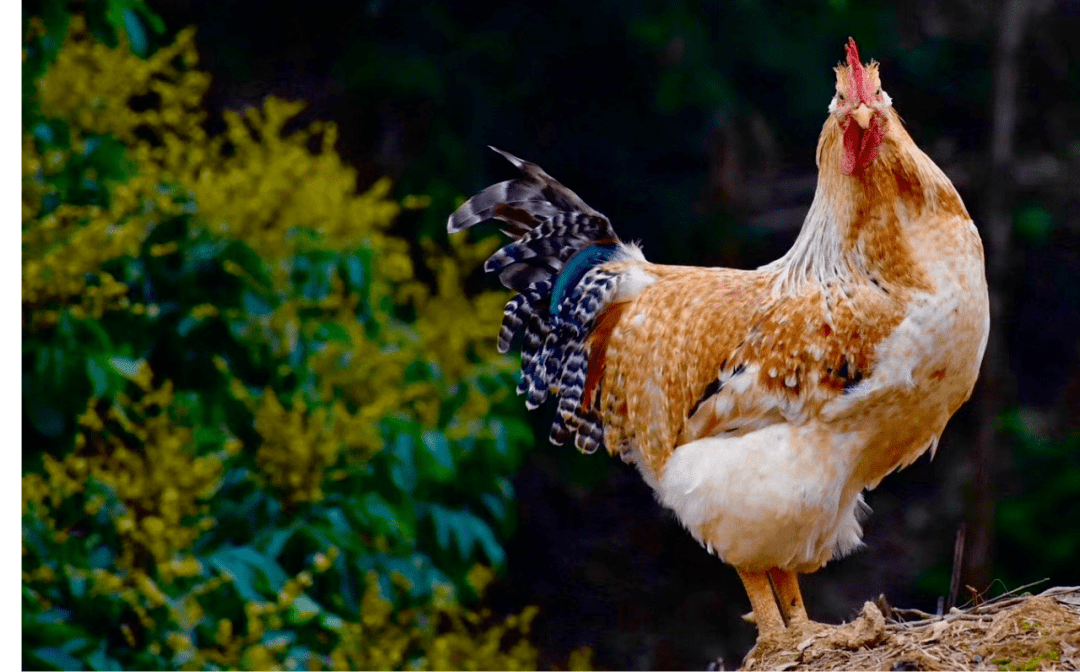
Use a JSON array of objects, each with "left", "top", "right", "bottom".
[{"left": 550, "top": 243, "right": 619, "bottom": 315}]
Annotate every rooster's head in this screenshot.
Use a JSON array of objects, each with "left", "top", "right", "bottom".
[{"left": 830, "top": 37, "right": 891, "bottom": 175}]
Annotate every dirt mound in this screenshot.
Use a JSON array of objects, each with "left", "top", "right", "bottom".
[{"left": 739, "top": 586, "right": 1080, "bottom": 671}]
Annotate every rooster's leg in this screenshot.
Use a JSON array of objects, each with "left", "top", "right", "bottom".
[
  {"left": 736, "top": 568, "right": 785, "bottom": 636},
  {"left": 768, "top": 568, "right": 810, "bottom": 627}
]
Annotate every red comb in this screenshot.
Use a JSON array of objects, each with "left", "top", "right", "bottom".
[
  {"left": 846, "top": 37, "right": 861, "bottom": 68},
  {"left": 845, "top": 37, "right": 873, "bottom": 105}
]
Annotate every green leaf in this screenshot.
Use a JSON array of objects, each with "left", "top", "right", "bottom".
[
  {"left": 108, "top": 356, "right": 143, "bottom": 380},
  {"left": 470, "top": 517, "right": 506, "bottom": 566},
  {"left": 37, "top": 0, "right": 72, "bottom": 62},
  {"left": 30, "top": 646, "right": 83, "bottom": 671},
  {"left": 314, "top": 322, "right": 352, "bottom": 344},
  {"left": 192, "top": 426, "right": 222, "bottom": 449},
  {"left": 379, "top": 555, "right": 438, "bottom": 598},
  {"left": 320, "top": 612, "right": 345, "bottom": 631},
  {"left": 208, "top": 547, "right": 290, "bottom": 601},
  {"left": 322, "top": 507, "right": 354, "bottom": 539},
  {"left": 230, "top": 546, "right": 289, "bottom": 590},
  {"left": 427, "top": 504, "right": 506, "bottom": 564},
  {"left": 122, "top": 9, "right": 148, "bottom": 55},
  {"left": 241, "top": 289, "right": 273, "bottom": 317},
  {"left": 185, "top": 239, "right": 228, "bottom": 266},
  {"left": 26, "top": 402, "right": 66, "bottom": 438},
  {"left": 420, "top": 430, "right": 455, "bottom": 481},
  {"left": 28, "top": 608, "right": 73, "bottom": 625},
  {"left": 344, "top": 255, "right": 366, "bottom": 290},
  {"left": 209, "top": 550, "right": 260, "bottom": 602},
  {"left": 221, "top": 240, "right": 271, "bottom": 288},
  {"left": 67, "top": 571, "right": 87, "bottom": 598},
  {"left": 134, "top": 3, "right": 166, "bottom": 34},
  {"left": 103, "top": 0, "right": 129, "bottom": 32},
  {"left": 489, "top": 417, "right": 510, "bottom": 458},
  {"left": 261, "top": 631, "right": 296, "bottom": 653},
  {"left": 428, "top": 504, "right": 453, "bottom": 552},
  {"left": 493, "top": 477, "right": 514, "bottom": 502},
  {"left": 176, "top": 315, "right": 199, "bottom": 337},
  {"left": 33, "top": 121, "right": 55, "bottom": 143},
  {"left": 89, "top": 544, "right": 113, "bottom": 569},
  {"left": 425, "top": 507, "right": 473, "bottom": 561},
  {"left": 86, "top": 641, "right": 123, "bottom": 671},
  {"left": 287, "top": 594, "right": 322, "bottom": 624},
  {"left": 479, "top": 492, "right": 506, "bottom": 524},
  {"left": 359, "top": 492, "right": 399, "bottom": 537},
  {"left": 87, "top": 358, "right": 109, "bottom": 397},
  {"left": 260, "top": 527, "right": 295, "bottom": 560},
  {"left": 389, "top": 432, "right": 418, "bottom": 493}
]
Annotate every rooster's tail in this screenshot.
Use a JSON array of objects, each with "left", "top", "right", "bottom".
[{"left": 447, "top": 148, "right": 641, "bottom": 453}]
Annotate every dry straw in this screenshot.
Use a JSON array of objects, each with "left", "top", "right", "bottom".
[{"left": 738, "top": 586, "right": 1080, "bottom": 671}]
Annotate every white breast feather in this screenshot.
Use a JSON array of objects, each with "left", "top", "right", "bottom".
[{"left": 653, "top": 423, "right": 868, "bottom": 572}]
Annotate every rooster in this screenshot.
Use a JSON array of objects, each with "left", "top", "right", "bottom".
[{"left": 448, "top": 38, "right": 989, "bottom": 641}]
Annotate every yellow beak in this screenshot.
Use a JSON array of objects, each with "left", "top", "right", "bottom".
[{"left": 852, "top": 104, "right": 873, "bottom": 130}]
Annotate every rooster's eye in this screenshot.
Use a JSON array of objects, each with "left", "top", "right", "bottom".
[
  {"left": 875, "top": 88, "right": 881, "bottom": 96},
  {"left": 837, "top": 93, "right": 846, "bottom": 102}
]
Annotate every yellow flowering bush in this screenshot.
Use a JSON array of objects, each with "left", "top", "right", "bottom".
[
  {"left": 23, "top": 5, "right": 551, "bottom": 670},
  {"left": 24, "top": 18, "right": 206, "bottom": 323}
]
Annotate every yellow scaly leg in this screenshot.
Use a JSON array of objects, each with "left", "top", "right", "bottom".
[
  {"left": 736, "top": 568, "right": 785, "bottom": 637},
  {"left": 767, "top": 568, "right": 810, "bottom": 627}
]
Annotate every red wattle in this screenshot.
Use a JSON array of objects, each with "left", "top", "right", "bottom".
[
  {"left": 856, "top": 113, "right": 885, "bottom": 172},
  {"left": 842, "top": 119, "right": 860, "bottom": 175}
]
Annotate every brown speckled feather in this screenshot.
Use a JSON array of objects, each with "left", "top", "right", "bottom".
[{"left": 594, "top": 265, "right": 904, "bottom": 476}]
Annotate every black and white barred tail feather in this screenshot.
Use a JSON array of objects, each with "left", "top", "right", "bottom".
[
  {"left": 497, "top": 280, "right": 550, "bottom": 354},
  {"left": 447, "top": 147, "right": 619, "bottom": 294},
  {"left": 447, "top": 147, "right": 635, "bottom": 454}
]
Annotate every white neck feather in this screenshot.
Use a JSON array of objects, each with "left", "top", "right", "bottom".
[
  {"left": 759, "top": 111, "right": 961, "bottom": 299},
  {"left": 759, "top": 157, "right": 855, "bottom": 298}
]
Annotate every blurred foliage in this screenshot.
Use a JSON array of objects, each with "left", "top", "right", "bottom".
[
  {"left": 1013, "top": 205, "right": 1055, "bottom": 249},
  {"left": 20, "top": 3, "right": 558, "bottom": 669},
  {"left": 170, "top": 0, "right": 918, "bottom": 264},
  {"left": 995, "top": 408, "right": 1080, "bottom": 585},
  {"left": 917, "top": 407, "right": 1080, "bottom": 602},
  {"left": 327, "top": 0, "right": 890, "bottom": 259},
  {"left": 278, "top": 0, "right": 966, "bottom": 264}
]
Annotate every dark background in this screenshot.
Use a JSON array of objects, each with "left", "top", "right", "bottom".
[{"left": 149, "top": 0, "right": 1079, "bottom": 668}]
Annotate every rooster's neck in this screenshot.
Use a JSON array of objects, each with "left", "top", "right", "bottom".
[{"left": 764, "top": 110, "right": 968, "bottom": 296}]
